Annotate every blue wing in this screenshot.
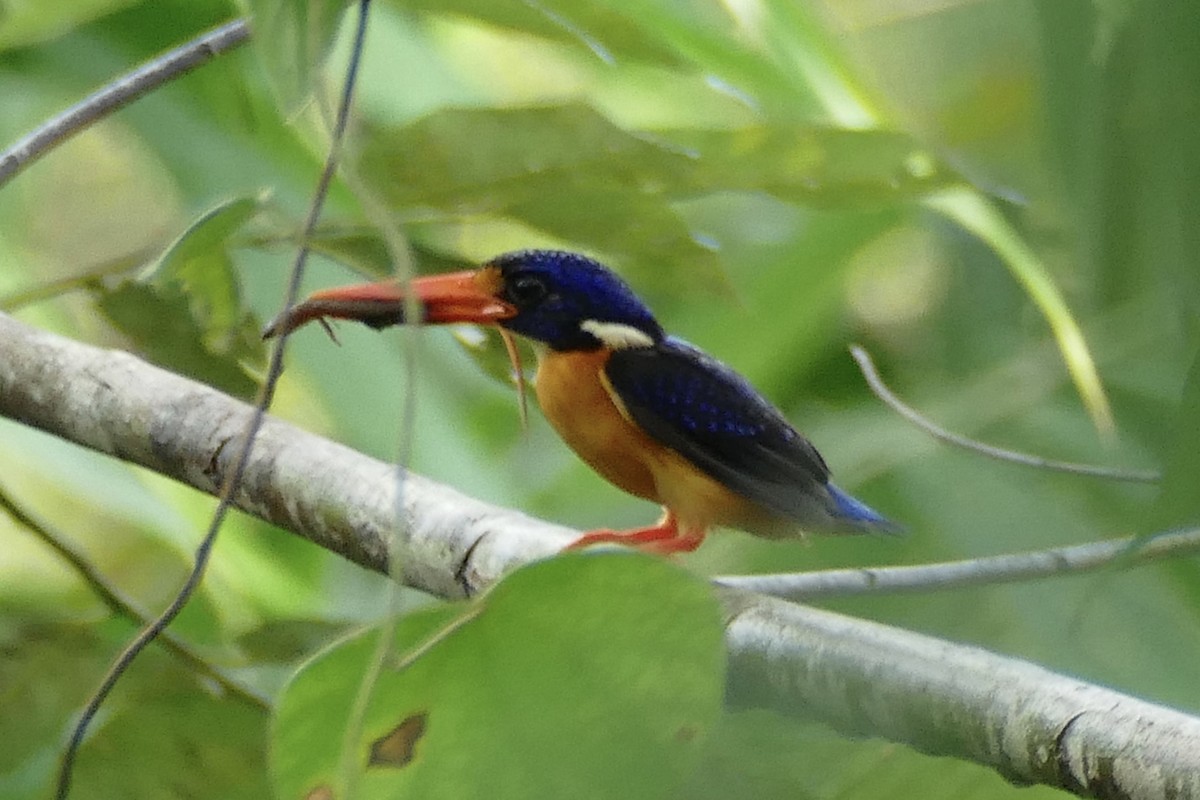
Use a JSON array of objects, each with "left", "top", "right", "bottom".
[{"left": 605, "top": 337, "right": 843, "bottom": 527}]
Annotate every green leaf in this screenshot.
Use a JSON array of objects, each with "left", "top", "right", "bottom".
[
  {"left": 306, "top": 227, "right": 398, "bottom": 278},
  {"left": 239, "top": 0, "right": 352, "bottom": 115},
  {"left": 97, "top": 281, "right": 259, "bottom": 397},
  {"left": 388, "top": 0, "right": 690, "bottom": 67},
  {"left": 95, "top": 195, "right": 267, "bottom": 398},
  {"left": 303, "top": 229, "right": 484, "bottom": 281},
  {"left": 668, "top": 126, "right": 956, "bottom": 207},
  {"left": 144, "top": 195, "right": 264, "bottom": 332},
  {"left": 358, "top": 104, "right": 724, "bottom": 282},
  {"left": 148, "top": 195, "right": 264, "bottom": 285},
  {"left": 237, "top": 618, "right": 356, "bottom": 663},
  {"left": 271, "top": 552, "right": 726, "bottom": 800},
  {"left": 360, "top": 103, "right": 691, "bottom": 208}
]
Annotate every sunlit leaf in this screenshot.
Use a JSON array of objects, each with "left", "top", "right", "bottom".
[
  {"left": 271, "top": 552, "right": 726, "bottom": 800},
  {"left": 387, "top": 0, "right": 692, "bottom": 66}
]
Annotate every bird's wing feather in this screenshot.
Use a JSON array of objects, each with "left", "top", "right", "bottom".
[{"left": 604, "top": 337, "right": 832, "bottom": 522}]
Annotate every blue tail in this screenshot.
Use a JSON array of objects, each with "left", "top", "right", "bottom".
[{"left": 827, "top": 484, "right": 903, "bottom": 535}]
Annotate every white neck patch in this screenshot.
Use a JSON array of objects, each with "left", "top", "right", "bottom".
[{"left": 580, "top": 320, "right": 655, "bottom": 350}]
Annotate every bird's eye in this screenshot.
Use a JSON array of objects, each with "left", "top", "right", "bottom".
[{"left": 507, "top": 274, "right": 549, "bottom": 307}]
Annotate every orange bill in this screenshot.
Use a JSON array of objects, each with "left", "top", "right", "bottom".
[{"left": 263, "top": 270, "right": 516, "bottom": 338}]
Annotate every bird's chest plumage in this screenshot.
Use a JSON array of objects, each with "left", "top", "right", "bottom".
[
  {"left": 534, "top": 349, "right": 662, "bottom": 502},
  {"left": 534, "top": 348, "right": 773, "bottom": 535}
]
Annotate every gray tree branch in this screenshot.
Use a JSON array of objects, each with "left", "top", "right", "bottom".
[
  {"left": 1, "top": 310, "right": 1198, "bottom": 800},
  {"left": 0, "top": 19, "right": 250, "bottom": 189},
  {"left": 848, "top": 345, "right": 1159, "bottom": 483},
  {"left": 718, "top": 528, "right": 1200, "bottom": 599}
]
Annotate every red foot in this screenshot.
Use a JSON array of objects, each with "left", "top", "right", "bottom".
[{"left": 564, "top": 512, "right": 707, "bottom": 556}]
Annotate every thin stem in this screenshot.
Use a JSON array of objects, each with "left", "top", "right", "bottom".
[
  {"left": 0, "top": 19, "right": 250, "bottom": 190},
  {"left": 850, "top": 345, "right": 1159, "bottom": 483},
  {"left": 0, "top": 484, "right": 269, "bottom": 710},
  {"left": 55, "top": 5, "right": 369, "bottom": 797},
  {"left": 718, "top": 527, "right": 1200, "bottom": 600}
]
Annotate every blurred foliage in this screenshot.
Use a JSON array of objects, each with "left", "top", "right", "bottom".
[
  {"left": 0, "top": 0, "right": 1198, "bottom": 798},
  {"left": 237, "top": 0, "right": 352, "bottom": 115}
]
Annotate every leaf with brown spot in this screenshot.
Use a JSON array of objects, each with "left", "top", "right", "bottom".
[
  {"left": 303, "top": 784, "right": 335, "bottom": 800},
  {"left": 270, "top": 553, "right": 725, "bottom": 800},
  {"left": 368, "top": 712, "right": 428, "bottom": 769}
]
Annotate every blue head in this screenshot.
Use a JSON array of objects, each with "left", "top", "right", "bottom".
[{"left": 483, "top": 250, "right": 664, "bottom": 351}]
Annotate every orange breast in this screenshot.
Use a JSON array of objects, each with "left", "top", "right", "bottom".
[
  {"left": 535, "top": 348, "right": 782, "bottom": 535},
  {"left": 535, "top": 349, "right": 662, "bottom": 502}
]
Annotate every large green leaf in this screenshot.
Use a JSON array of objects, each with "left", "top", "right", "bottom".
[
  {"left": 271, "top": 552, "right": 726, "bottom": 800},
  {"left": 359, "top": 104, "right": 690, "bottom": 206},
  {"left": 358, "top": 105, "right": 721, "bottom": 277},
  {"left": 359, "top": 105, "right": 949, "bottom": 283}
]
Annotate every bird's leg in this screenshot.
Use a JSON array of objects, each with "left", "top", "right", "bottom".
[{"left": 563, "top": 510, "right": 707, "bottom": 555}]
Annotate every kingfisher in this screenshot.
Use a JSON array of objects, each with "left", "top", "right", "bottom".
[{"left": 265, "top": 250, "right": 897, "bottom": 554}]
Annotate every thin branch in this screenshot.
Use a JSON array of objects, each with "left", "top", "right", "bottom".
[
  {"left": 718, "top": 527, "right": 1200, "bottom": 600},
  {"left": 850, "top": 345, "right": 1160, "bottom": 483},
  {"left": 52, "top": 5, "right": 371, "bottom": 799},
  {"left": 2, "top": 310, "right": 1198, "bottom": 799},
  {"left": 0, "top": 484, "right": 269, "bottom": 710},
  {"left": 0, "top": 19, "right": 250, "bottom": 189}
]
